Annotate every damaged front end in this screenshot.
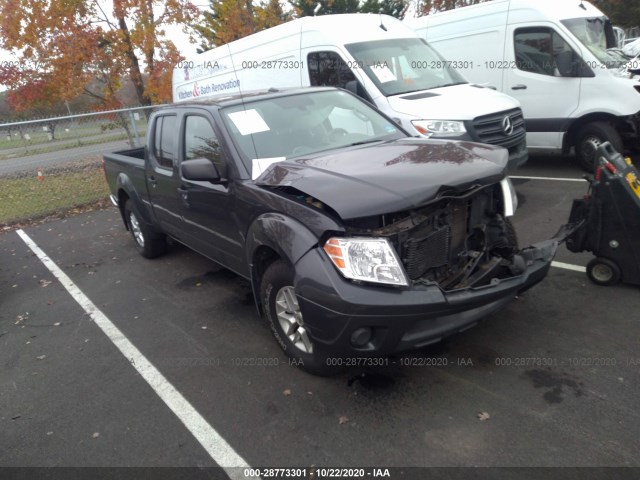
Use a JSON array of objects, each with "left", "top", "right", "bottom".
[{"left": 339, "top": 179, "right": 542, "bottom": 292}]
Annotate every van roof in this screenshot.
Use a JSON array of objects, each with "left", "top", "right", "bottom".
[
  {"left": 203, "top": 13, "right": 416, "bottom": 52},
  {"left": 405, "top": 0, "right": 605, "bottom": 26},
  {"left": 161, "top": 86, "right": 338, "bottom": 110}
]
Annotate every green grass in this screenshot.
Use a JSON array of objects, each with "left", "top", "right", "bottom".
[
  {"left": 0, "top": 129, "right": 147, "bottom": 161},
  {"left": 0, "top": 121, "right": 148, "bottom": 152},
  {"left": 0, "top": 166, "right": 110, "bottom": 225}
]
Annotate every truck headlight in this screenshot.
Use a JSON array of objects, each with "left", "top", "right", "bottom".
[
  {"left": 411, "top": 120, "right": 466, "bottom": 137},
  {"left": 323, "top": 237, "right": 409, "bottom": 286},
  {"left": 500, "top": 177, "right": 518, "bottom": 217}
]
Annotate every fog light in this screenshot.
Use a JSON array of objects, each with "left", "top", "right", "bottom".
[{"left": 350, "top": 327, "right": 373, "bottom": 347}]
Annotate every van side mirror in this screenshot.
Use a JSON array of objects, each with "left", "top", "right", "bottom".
[
  {"left": 555, "top": 51, "right": 574, "bottom": 76},
  {"left": 555, "top": 51, "right": 594, "bottom": 78},
  {"left": 181, "top": 158, "right": 221, "bottom": 182},
  {"left": 345, "top": 80, "right": 374, "bottom": 105}
]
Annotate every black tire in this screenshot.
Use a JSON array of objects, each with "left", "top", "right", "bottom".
[
  {"left": 124, "top": 200, "right": 166, "bottom": 259},
  {"left": 586, "top": 257, "right": 621, "bottom": 286},
  {"left": 575, "top": 122, "right": 623, "bottom": 173},
  {"left": 260, "top": 260, "right": 335, "bottom": 376}
]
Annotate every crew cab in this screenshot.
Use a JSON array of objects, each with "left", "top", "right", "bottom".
[{"left": 104, "top": 87, "right": 562, "bottom": 375}]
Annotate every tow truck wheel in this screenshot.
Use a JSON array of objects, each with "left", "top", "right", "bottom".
[
  {"left": 586, "top": 257, "right": 621, "bottom": 286},
  {"left": 261, "top": 260, "right": 334, "bottom": 376},
  {"left": 576, "top": 122, "right": 623, "bottom": 173},
  {"left": 124, "top": 200, "right": 166, "bottom": 259}
]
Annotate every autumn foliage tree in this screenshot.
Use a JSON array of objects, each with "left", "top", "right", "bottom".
[
  {"left": 0, "top": 0, "right": 198, "bottom": 114},
  {"left": 195, "top": 0, "right": 290, "bottom": 51}
]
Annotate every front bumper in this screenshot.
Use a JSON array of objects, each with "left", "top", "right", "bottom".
[{"left": 293, "top": 232, "right": 564, "bottom": 357}]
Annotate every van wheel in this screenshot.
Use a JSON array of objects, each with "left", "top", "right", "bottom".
[
  {"left": 586, "top": 257, "right": 621, "bottom": 286},
  {"left": 576, "top": 122, "right": 623, "bottom": 173},
  {"left": 124, "top": 200, "right": 166, "bottom": 259},
  {"left": 260, "top": 260, "right": 335, "bottom": 376}
]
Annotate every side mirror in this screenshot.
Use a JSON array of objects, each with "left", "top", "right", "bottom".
[
  {"left": 555, "top": 51, "right": 574, "bottom": 76},
  {"left": 181, "top": 158, "right": 221, "bottom": 182}
]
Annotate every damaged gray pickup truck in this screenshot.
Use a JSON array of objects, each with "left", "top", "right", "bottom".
[{"left": 104, "top": 86, "right": 564, "bottom": 375}]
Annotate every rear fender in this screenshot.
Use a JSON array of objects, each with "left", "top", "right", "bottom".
[{"left": 115, "top": 173, "right": 155, "bottom": 231}]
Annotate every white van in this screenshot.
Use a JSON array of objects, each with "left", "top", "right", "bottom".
[
  {"left": 172, "top": 13, "right": 528, "bottom": 169},
  {"left": 406, "top": 0, "right": 640, "bottom": 171}
]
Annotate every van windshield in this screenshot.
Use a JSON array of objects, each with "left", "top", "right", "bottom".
[
  {"left": 220, "top": 90, "right": 405, "bottom": 176},
  {"left": 345, "top": 38, "right": 467, "bottom": 96},
  {"left": 561, "top": 17, "right": 626, "bottom": 69}
]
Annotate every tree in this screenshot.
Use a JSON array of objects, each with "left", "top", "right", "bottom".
[
  {"left": 360, "top": 0, "right": 408, "bottom": 18},
  {"left": 290, "top": 0, "right": 360, "bottom": 17},
  {"left": 0, "top": 0, "right": 199, "bottom": 112},
  {"left": 195, "top": 0, "right": 290, "bottom": 52},
  {"left": 592, "top": 0, "right": 640, "bottom": 29}
]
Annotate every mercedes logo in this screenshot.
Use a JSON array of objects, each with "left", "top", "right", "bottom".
[{"left": 502, "top": 116, "right": 514, "bottom": 135}]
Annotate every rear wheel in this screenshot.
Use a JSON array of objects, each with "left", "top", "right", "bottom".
[
  {"left": 260, "top": 260, "right": 334, "bottom": 375},
  {"left": 124, "top": 200, "right": 166, "bottom": 258},
  {"left": 586, "top": 257, "right": 621, "bottom": 286},
  {"left": 575, "top": 122, "right": 623, "bottom": 173}
]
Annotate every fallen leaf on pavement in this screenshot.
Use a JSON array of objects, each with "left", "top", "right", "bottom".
[
  {"left": 283, "top": 389, "right": 291, "bottom": 396},
  {"left": 477, "top": 411, "right": 490, "bottom": 421},
  {"left": 339, "top": 416, "right": 349, "bottom": 425}
]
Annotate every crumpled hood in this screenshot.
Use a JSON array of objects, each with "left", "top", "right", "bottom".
[
  {"left": 255, "top": 138, "right": 508, "bottom": 220},
  {"left": 387, "top": 84, "right": 519, "bottom": 120}
]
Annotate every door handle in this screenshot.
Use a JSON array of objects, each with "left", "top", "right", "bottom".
[
  {"left": 177, "top": 187, "right": 190, "bottom": 207},
  {"left": 511, "top": 84, "right": 527, "bottom": 90},
  {"left": 147, "top": 175, "right": 157, "bottom": 187}
]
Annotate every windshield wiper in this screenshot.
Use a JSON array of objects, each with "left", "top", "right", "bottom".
[
  {"left": 432, "top": 81, "right": 468, "bottom": 89},
  {"left": 349, "top": 139, "right": 386, "bottom": 147}
]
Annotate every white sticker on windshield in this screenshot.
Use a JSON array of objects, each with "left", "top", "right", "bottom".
[
  {"left": 228, "top": 109, "right": 270, "bottom": 136},
  {"left": 252, "top": 157, "right": 286, "bottom": 180},
  {"left": 370, "top": 64, "right": 397, "bottom": 83}
]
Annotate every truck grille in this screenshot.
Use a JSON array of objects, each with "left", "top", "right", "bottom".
[{"left": 471, "top": 108, "right": 526, "bottom": 148}]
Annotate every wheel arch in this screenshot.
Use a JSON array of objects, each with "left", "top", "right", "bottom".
[
  {"left": 564, "top": 113, "right": 623, "bottom": 153},
  {"left": 116, "top": 173, "right": 155, "bottom": 231},
  {"left": 246, "top": 213, "right": 320, "bottom": 315}
]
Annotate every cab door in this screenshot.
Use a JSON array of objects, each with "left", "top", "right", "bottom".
[
  {"left": 503, "top": 25, "right": 587, "bottom": 150},
  {"left": 176, "top": 113, "right": 246, "bottom": 275},
  {"left": 146, "top": 114, "right": 185, "bottom": 240}
]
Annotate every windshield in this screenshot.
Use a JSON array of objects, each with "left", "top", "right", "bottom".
[
  {"left": 220, "top": 90, "right": 405, "bottom": 176},
  {"left": 561, "top": 17, "right": 626, "bottom": 68},
  {"left": 345, "top": 38, "right": 467, "bottom": 96}
]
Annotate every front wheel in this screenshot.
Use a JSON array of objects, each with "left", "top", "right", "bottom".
[
  {"left": 586, "top": 257, "right": 621, "bottom": 286},
  {"left": 575, "top": 122, "right": 623, "bottom": 173},
  {"left": 124, "top": 200, "right": 166, "bottom": 259},
  {"left": 260, "top": 260, "right": 334, "bottom": 375}
]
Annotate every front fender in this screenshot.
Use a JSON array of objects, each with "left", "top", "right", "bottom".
[{"left": 246, "top": 213, "right": 328, "bottom": 314}]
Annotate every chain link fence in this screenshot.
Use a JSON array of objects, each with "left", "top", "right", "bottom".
[{"left": 0, "top": 105, "right": 164, "bottom": 229}]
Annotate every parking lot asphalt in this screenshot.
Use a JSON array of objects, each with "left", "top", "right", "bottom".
[{"left": 1, "top": 155, "right": 639, "bottom": 473}]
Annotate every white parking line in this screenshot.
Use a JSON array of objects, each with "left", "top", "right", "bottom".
[
  {"left": 551, "top": 261, "right": 587, "bottom": 273},
  {"left": 17, "top": 229, "right": 254, "bottom": 478},
  {"left": 510, "top": 175, "right": 586, "bottom": 182}
]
